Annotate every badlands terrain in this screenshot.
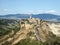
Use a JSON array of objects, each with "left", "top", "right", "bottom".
[{"left": 0, "top": 17, "right": 60, "bottom": 45}]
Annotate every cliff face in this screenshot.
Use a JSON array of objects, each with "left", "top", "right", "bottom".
[{"left": 0, "top": 18, "right": 60, "bottom": 45}]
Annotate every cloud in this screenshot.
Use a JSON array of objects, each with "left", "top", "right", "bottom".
[
  {"left": 28, "top": 10, "right": 43, "bottom": 14},
  {"left": 3, "top": 9, "right": 8, "bottom": 11},
  {"left": 45, "top": 10, "right": 60, "bottom": 15},
  {"left": 20, "top": 10, "right": 44, "bottom": 14},
  {"left": 0, "top": 9, "right": 18, "bottom": 15},
  {"left": 0, "top": 9, "right": 60, "bottom": 15},
  {"left": 45, "top": 10, "right": 56, "bottom": 13},
  {"left": 0, "top": 9, "right": 9, "bottom": 12},
  {"left": 21, "top": 10, "right": 57, "bottom": 14},
  {"left": 0, "top": 9, "right": 10, "bottom": 15}
]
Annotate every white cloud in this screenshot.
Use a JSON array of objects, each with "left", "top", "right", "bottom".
[
  {"left": 0, "top": 9, "right": 18, "bottom": 15},
  {"left": 45, "top": 10, "right": 56, "bottom": 13},
  {"left": 0, "top": 9, "right": 60, "bottom": 15},
  {"left": 46, "top": 10, "right": 60, "bottom": 15},
  {"left": 20, "top": 10, "right": 44, "bottom": 14},
  {"left": 29, "top": 10, "right": 43, "bottom": 14},
  {"left": 23, "top": 10, "right": 57, "bottom": 14},
  {"left": 3, "top": 9, "right": 8, "bottom": 11}
]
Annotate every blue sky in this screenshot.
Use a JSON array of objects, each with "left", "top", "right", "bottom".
[{"left": 0, "top": 0, "right": 60, "bottom": 15}]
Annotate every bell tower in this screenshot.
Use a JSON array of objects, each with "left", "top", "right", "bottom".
[{"left": 30, "top": 15, "right": 32, "bottom": 19}]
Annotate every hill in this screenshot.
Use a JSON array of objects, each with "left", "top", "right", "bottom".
[
  {"left": 0, "top": 18, "right": 60, "bottom": 45},
  {"left": 0, "top": 13, "right": 60, "bottom": 22}
]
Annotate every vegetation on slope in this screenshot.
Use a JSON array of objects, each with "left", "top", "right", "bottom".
[{"left": 0, "top": 19, "right": 20, "bottom": 36}]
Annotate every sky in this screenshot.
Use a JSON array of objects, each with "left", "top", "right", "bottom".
[{"left": 0, "top": 0, "right": 60, "bottom": 15}]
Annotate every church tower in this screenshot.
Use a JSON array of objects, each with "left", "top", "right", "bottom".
[{"left": 30, "top": 15, "right": 32, "bottom": 19}]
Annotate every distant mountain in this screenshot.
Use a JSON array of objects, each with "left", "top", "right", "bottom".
[
  {"left": 0, "top": 14, "right": 30, "bottom": 19},
  {"left": 0, "top": 13, "right": 60, "bottom": 22},
  {"left": 32, "top": 14, "right": 60, "bottom": 22},
  {"left": 32, "top": 14, "right": 59, "bottom": 19}
]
